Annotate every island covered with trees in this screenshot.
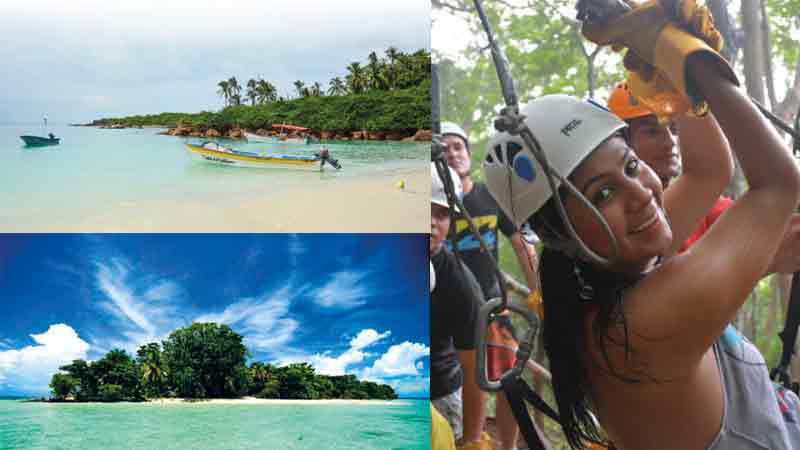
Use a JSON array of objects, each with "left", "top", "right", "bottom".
[
  {"left": 87, "top": 48, "right": 431, "bottom": 141},
  {"left": 48, "top": 323, "right": 397, "bottom": 402}
]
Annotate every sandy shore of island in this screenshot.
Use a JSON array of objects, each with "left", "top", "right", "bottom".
[
  {"left": 5, "top": 166, "right": 428, "bottom": 232},
  {"left": 146, "top": 397, "right": 400, "bottom": 405}
]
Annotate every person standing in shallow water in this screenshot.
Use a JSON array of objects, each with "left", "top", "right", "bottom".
[{"left": 482, "top": 16, "right": 800, "bottom": 448}]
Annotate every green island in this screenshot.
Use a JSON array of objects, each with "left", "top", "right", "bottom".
[
  {"left": 85, "top": 48, "right": 432, "bottom": 142},
  {"left": 47, "top": 323, "right": 397, "bottom": 402}
]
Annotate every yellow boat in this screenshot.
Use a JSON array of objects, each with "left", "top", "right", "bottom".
[{"left": 185, "top": 142, "right": 341, "bottom": 170}]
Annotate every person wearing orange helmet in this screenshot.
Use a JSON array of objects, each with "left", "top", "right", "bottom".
[{"left": 609, "top": 82, "right": 800, "bottom": 269}]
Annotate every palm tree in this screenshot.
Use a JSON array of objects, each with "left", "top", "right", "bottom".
[
  {"left": 293, "top": 80, "right": 306, "bottom": 98},
  {"left": 256, "top": 79, "right": 278, "bottom": 104},
  {"left": 366, "top": 51, "right": 384, "bottom": 90},
  {"left": 217, "top": 80, "right": 231, "bottom": 106},
  {"left": 228, "top": 77, "right": 242, "bottom": 105},
  {"left": 246, "top": 78, "right": 258, "bottom": 105},
  {"left": 137, "top": 343, "right": 167, "bottom": 398},
  {"left": 384, "top": 47, "right": 402, "bottom": 89},
  {"left": 345, "top": 62, "right": 367, "bottom": 94},
  {"left": 310, "top": 82, "right": 323, "bottom": 97},
  {"left": 327, "top": 77, "right": 347, "bottom": 96}
]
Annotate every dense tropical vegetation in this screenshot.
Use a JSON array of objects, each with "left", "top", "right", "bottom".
[
  {"left": 48, "top": 323, "right": 397, "bottom": 402},
  {"left": 91, "top": 48, "right": 431, "bottom": 135}
]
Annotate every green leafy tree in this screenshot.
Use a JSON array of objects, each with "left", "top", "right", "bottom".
[
  {"left": 99, "top": 384, "right": 124, "bottom": 402},
  {"left": 246, "top": 78, "right": 258, "bottom": 105},
  {"left": 217, "top": 80, "right": 231, "bottom": 106},
  {"left": 58, "top": 359, "right": 97, "bottom": 401},
  {"left": 49, "top": 373, "right": 77, "bottom": 400},
  {"left": 227, "top": 77, "right": 242, "bottom": 106},
  {"left": 137, "top": 342, "right": 168, "bottom": 398},
  {"left": 345, "top": 62, "right": 367, "bottom": 94},
  {"left": 162, "top": 322, "right": 248, "bottom": 399},
  {"left": 328, "top": 77, "right": 348, "bottom": 96}
]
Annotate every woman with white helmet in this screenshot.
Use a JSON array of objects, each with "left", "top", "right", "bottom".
[{"left": 483, "top": 43, "right": 800, "bottom": 450}]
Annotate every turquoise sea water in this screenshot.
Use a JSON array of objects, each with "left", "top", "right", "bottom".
[
  {"left": 0, "top": 125, "right": 428, "bottom": 229},
  {"left": 0, "top": 399, "right": 429, "bottom": 450}
]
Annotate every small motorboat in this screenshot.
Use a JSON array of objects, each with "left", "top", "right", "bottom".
[
  {"left": 20, "top": 133, "right": 60, "bottom": 147},
  {"left": 185, "top": 142, "right": 341, "bottom": 170},
  {"left": 21, "top": 117, "right": 60, "bottom": 146},
  {"left": 244, "top": 132, "right": 277, "bottom": 143},
  {"left": 272, "top": 123, "right": 309, "bottom": 144}
]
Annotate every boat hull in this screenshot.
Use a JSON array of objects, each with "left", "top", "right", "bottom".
[
  {"left": 20, "top": 135, "right": 60, "bottom": 146},
  {"left": 185, "top": 144, "right": 321, "bottom": 170},
  {"left": 244, "top": 132, "right": 278, "bottom": 143}
]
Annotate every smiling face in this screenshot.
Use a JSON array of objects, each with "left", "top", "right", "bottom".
[
  {"left": 628, "top": 115, "right": 680, "bottom": 188},
  {"left": 441, "top": 134, "right": 471, "bottom": 178},
  {"left": 564, "top": 135, "right": 672, "bottom": 273}
]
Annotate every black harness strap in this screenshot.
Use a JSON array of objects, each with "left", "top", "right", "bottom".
[{"left": 500, "top": 375, "right": 554, "bottom": 450}]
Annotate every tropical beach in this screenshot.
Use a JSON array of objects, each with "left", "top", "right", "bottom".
[{"left": 0, "top": 0, "right": 431, "bottom": 233}]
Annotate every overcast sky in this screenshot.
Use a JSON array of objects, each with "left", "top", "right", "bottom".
[
  {"left": 0, "top": 0, "right": 430, "bottom": 124},
  {"left": 0, "top": 234, "right": 429, "bottom": 398}
]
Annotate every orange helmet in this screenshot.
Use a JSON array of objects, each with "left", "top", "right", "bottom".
[{"left": 607, "top": 82, "right": 654, "bottom": 121}]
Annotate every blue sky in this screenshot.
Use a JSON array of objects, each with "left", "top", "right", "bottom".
[
  {"left": 0, "top": 234, "right": 429, "bottom": 398},
  {"left": 0, "top": 0, "right": 430, "bottom": 125}
]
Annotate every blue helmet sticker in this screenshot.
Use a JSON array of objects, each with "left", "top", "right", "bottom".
[{"left": 513, "top": 154, "right": 536, "bottom": 182}]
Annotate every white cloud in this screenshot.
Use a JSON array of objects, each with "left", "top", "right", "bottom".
[
  {"left": 0, "top": 324, "right": 90, "bottom": 394},
  {"left": 91, "top": 259, "right": 186, "bottom": 355},
  {"left": 350, "top": 329, "right": 391, "bottom": 350},
  {"left": 309, "top": 349, "right": 366, "bottom": 376},
  {"left": 195, "top": 285, "right": 298, "bottom": 353},
  {"left": 385, "top": 377, "right": 430, "bottom": 397},
  {"left": 311, "top": 271, "right": 370, "bottom": 309},
  {"left": 96, "top": 260, "right": 156, "bottom": 336},
  {"left": 308, "top": 328, "right": 391, "bottom": 376},
  {"left": 143, "top": 280, "right": 179, "bottom": 301},
  {"left": 361, "top": 342, "right": 430, "bottom": 379}
]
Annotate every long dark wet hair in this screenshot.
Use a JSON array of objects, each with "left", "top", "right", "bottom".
[{"left": 531, "top": 194, "right": 644, "bottom": 450}]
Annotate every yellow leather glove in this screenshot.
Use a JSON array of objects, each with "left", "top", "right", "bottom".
[
  {"left": 457, "top": 432, "right": 493, "bottom": 450},
  {"left": 582, "top": 0, "right": 737, "bottom": 114},
  {"left": 527, "top": 290, "right": 544, "bottom": 320}
]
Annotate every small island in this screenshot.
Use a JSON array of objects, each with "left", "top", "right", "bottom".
[
  {"left": 81, "top": 48, "right": 432, "bottom": 142},
  {"left": 48, "top": 323, "right": 397, "bottom": 403}
]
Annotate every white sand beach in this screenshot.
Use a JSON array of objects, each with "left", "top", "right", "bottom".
[{"left": 5, "top": 167, "right": 428, "bottom": 232}]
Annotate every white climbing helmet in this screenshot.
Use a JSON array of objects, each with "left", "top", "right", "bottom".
[
  {"left": 431, "top": 162, "right": 463, "bottom": 211},
  {"left": 440, "top": 122, "right": 469, "bottom": 148},
  {"left": 483, "top": 95, "right": 626, "bottom": 229}
]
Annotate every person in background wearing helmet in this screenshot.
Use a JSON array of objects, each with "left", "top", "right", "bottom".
[
  {"left": 440, "top": 121, "right": 539, "bottom": 450},
  {"left": 608, "top": 82, "right": 800, "bottom": 271},
  {"left": 483, "top": 22, "right": 800, "bottom": 449},
  {"left": 430, "top": 162, "right": 492, "bottom": 450}
]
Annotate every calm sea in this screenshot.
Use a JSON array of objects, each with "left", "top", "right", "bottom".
[
  {"left": 0, "top": 399, "right": 429, "bottom": 450},
  {"left": 0, "top": 124, "right": 428, "bottom": 229}
]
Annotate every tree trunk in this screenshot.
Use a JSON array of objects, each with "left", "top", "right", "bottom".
[
  {"left": 741, "top": 0, "right": 766, "bottom": 104},
  {"left": 708, "top": 0, "right": 740, "bottom": 66}
]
